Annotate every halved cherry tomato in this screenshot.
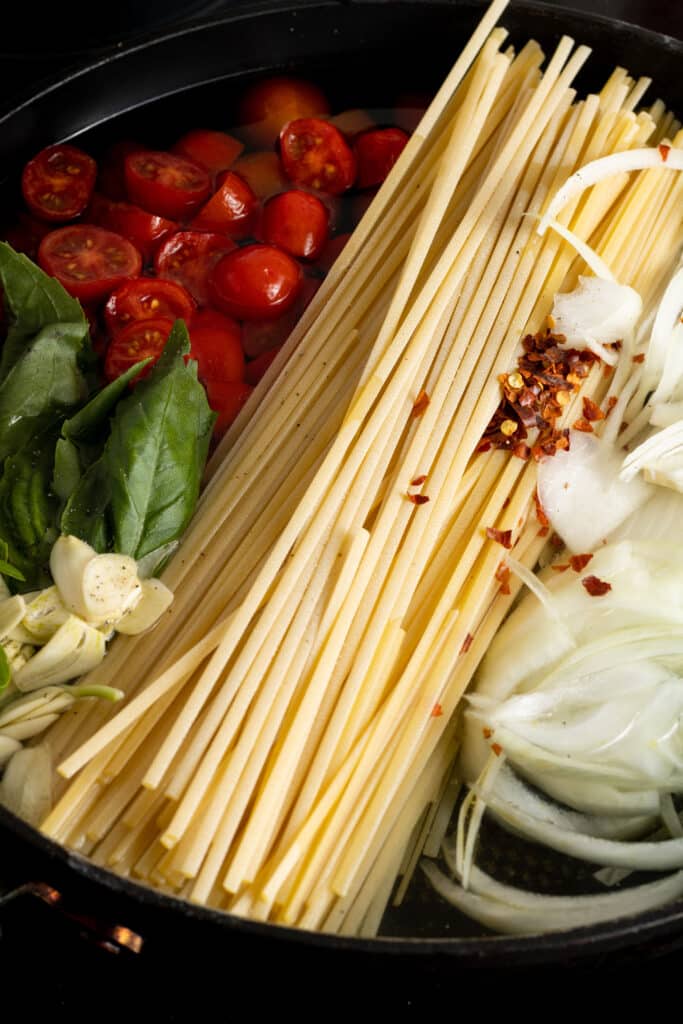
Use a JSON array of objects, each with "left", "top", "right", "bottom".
[
  {"left": 238, "top": 77, "right": 330, "bottom": 149},
  {"left": 230, "top": 152, "right": 289, "bottom": 202},
  {"left": 172, "top": 129, "right": 244, "bottom": 179},
  {"left": 315, "top": 232, "right": 351, "bottom": 275},
  {"left": 88, "top": 193, "right": 177, "bottom": 262},
  {"left": 205, "top": 378, "right": 254, "bottom": 438},
  {"left": 245, "top": 346, "right": 281, "bottom": 386},
  {"left": 104, "top": 316, "right": 174, "bottom": 382},
  {"left": 104, "top": 278, "right": 196, "bottom": 337},
  {"left": 191, "top": 172, "right": 258, "bottom": 238},
  {"left": 22, "top": 144, "right": 97, "bottom": 222},
  {"left": 241, "top": 274, "right": 319, "bottom": 357},
  {"left": 97, "top": 140, "right": 144, "bottom": 200},
  {"left": 154, "top": 230, "right": 236, "bottom": 306},
  {"left": 38, "top": 225, "right": 142, "bottom": 303},
  {"left": 188, "top": 309, "right": 244, "bottom": 383},
  {"left": 353, "top": 127, "right": 409, "bottom": 190},
  {"left": 279, "top": 118, "right": 356, "bottom": 196},
  {"left": 209, "top": 243, "right": 302, "bottom": 321},
  {"left": 124, "top": 150, "right": 211, "bottom": 220},
  {"left": 261, "top": 190, "right": 329, "bottom": 260}
]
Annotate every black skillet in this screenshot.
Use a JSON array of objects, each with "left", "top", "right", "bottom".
[{"left": 1, "top": 0, "right": 683, "bottom": 991}]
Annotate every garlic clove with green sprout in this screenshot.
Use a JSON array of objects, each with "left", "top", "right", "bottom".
[
  {"left": 13, "top": 615, "right": 105, "bottom": 691},
  {"left": 21, "top": 586, "right": 71, "bottom": 643}
]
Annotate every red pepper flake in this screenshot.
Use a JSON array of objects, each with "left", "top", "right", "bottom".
[
  {"left": 460, "top": 632, "right": 474, "bottom": 654},
  {"left": 573, "top": 418, "right": 594, "bottom": 433},
  {"left": 534, "top": 489, "right": 550, "bottom": 529},
  {"left": 495, "top": 561, "right": 511, "bottom": 595},
  {"left": 606, "top": 396, "right": 618, "bottom": 416},
  {"left": 486, "top": 526, "right": 512, "bottom": 549},
  {"left": 550, "top": 532, "right": 564, "bottom": 549},
  {"left": 431, "top": 703, "right": 443, "bottom": 718},
  {"left": 483, "top": 727, "right": 493, "bottom": 739},
  {"left": 582, "top": 574, "right": 612, "bottom": 597},
  {"left": 407, "top": 493, "right": 430, "bottom": 505},
  {"left": 512, "top": 442, "right": 531, "bottom": 461},
  {"left": 582, "top": 396, "right": 605, "bottom": 422},
  {"left": 491, "top": 742, "right": 503, "bottom": 757},
  {"left": 659, "top": 143, "right": 671, "bottom": 161},
  {"left": 537, "top": 526, "right": 549, "bottom": 538},
  {"left": 411, "top": 390, "right": 430, "bottom": 418},
  {"left": 551, "top": 563, "right": 570, "bottom": 572},
  {"left": 502, "top": 497, "right": 511, "bottom": 510},
  {"left": 632, "top": 353, "right": 645, "bottom": 363},
  {"left": 569, "top": 552, "right": 593, "bottom": 572},
  {"left": 410, "top": 474, "right": 427, "bottom": 486}
]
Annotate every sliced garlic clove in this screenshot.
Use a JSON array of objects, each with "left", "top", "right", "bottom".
[
  {"left": 80, "top": 554, "right": 141, "bottom": 625},
  {"left": 49, "top": 535, "right": 98, "bottom": 618},
  {"left": 22, "top": 586, "right": 71, "bottom": 643},
  {"left": 0, "top": 712, "right": 61, "bottom": 741},
  {"left": 13, "top": 616, "right": 106, "bottom": 691},
  {"left": 0, "top": 744, "right": 53, "bottom": 825},
  {"left": 0, "top": 595, "right": 27, "bottom": 641},
  {"left": 0, "top": 685, "right": 74, "bottom": 729},
  {"left": 115, "top": 578, "right": 174, "bottom": 635},
  {"left": 0, "top": 735, "right": 21, "bottom": 767}
]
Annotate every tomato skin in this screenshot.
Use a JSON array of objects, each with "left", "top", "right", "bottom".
[
  {"left": 230, "top": 152, "right": 289, "bottom": 202},
  {"left": 191, "top": 172, "right": 258, "bottom": 238},
  {"left": 104, "top": 278, "right": 196, "bottom": 337},
  {"left": 238, "top": 77, "right": 330, "bottom": 149},
  {"left": 172, "top": 130, "right": 244, "bottom": 180},
  {"left": 154, "top": 230, "right": 236, "bottom": 306},
  {"left": 38, "top": 225, "right": 142, "bottom": 303},
  {"left": 245, "top": 346, "right": 281, "bottom": 386},
  {"left": 188, "top": 309, "right": 244, "bottom": 384},
  {"left": 88, "top": 193, "right": 176, "bottom": 262},
  {"left": 124, "top": 150, "right": 211, "bottom": 221},
  {"left": 104, "top": 316, "right": 174, "bottom": 382},
  {"left": 353, "top": 127, "right": 409, "bottom": 190},
  {"left": 279, "top": 118, "right": 356, "bottom": 196},
  {"left": 22, "top": 144, "right": 97, "bottom": 222},
  {"left": 209, "top": 243, "right": 302, "bottom": 321},
  {"left": 205, "top": 378, "right": 254, "bottom": 438},
  {"left": 261, "top": 190, "right": 329, "bottom": 260}
]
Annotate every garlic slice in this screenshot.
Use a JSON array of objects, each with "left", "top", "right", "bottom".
[
  {"left": 0, "top": 595, "right": 27, "bottom": 640},
  {"left": 13, "top": 615, "right": 105, "bottom": 691},
  {"left": 49, "top": 535, "right": 98, "bottom": 618},
  {"left": 115, "top": 578, "right": 173, "bottom": 635},
  {"left": 80, "top": 554, "right": 141, "bottom": 625},
  {"left": 0, "top": 735, "right": 20, "bottom": 767},
  {"left": 0, "top": 744, "right": 53, "bottom": 825},
  {"left": 21, "top": 586, "right": 70, "bottom": 643}
]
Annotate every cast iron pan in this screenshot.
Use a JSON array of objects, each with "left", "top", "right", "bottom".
[{"left": 1, "top": 0, "right": 683, "bottom": 993}]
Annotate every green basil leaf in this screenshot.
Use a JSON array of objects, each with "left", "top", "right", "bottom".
[
  {"left": 104, "top": 321, "right": 214, "bottom": 559},
  {"left": 60, "top": 457, "right": 112, "bottom": 553},
  {"left": 62, "top": 358, "right": 151, "bottom": 442},
  {"left": 0, "top": 428, "right": 59, "bottom": 590},
  {"left": 52, "top": 437, "right": 83, "bottom": 503},
  {"left": 0, "top": 646, "right": 10, "bottom": 695}
]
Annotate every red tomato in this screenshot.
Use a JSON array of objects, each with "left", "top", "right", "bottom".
[
  {"left": 261, "top": 190, "right": 329, "bottom": 260},
  {"left": 104, "top": 278, "right": 196, "bottom": 337},
  {"left": 238, "top": 77, "right": 330, "bottom": 149},
  {"left": 205, "top": 378, "right": 254, "bottom": 438},
  {"left": 188, "top": 309, "right": 244, "bottom": 383},
  {"left": 230, "top": 152, "right": 289, "bottom": 201},
  {"left": 88, "top": 193, "right": 177, "bottom": 262},
  {"left": 104, "top": 317, "right": 174, "bottom": 382},
  {"left": 3, "top": 213, "right": 51, "bottom": 260},
  {"left": 315, "top": 232, "right": 351, "bottom": 275},
  {"left": 124, "top": 150, "right": 211, "bottom": 221},
  {"left": 279, "top": 118, "right": 356, "bottom": 196},
  {"left": 38, "top": 225, "right": 142, "bottom": 303},
  {"left": 97, "top": 140, "right": 144, "bottom": 200},
  {"left": 154, "top": 230, "right": 236, "bottom": 306},
  {"left": 191, "top": 172, "right": 258, "bottom": 238},
  {"left": 22, "top": 144, "right": 97, "bottom": 222},
  {"left": 245, "top": 346, "right": 281, "bottom": 386},
  {"left": 241, "top": 309, "right": 297, "bottom": 358},
  {"left": 353, "top": 127, "right": 409, "bottom": 190},
  {"left": 209, "top": 243, "right": 302, "bottom": 321},
  {"left": 172, "top": 129, "right": 244, "bottom": 179}
]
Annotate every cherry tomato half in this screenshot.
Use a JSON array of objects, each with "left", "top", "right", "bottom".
[
  {"left": 261, "top": 189, "right": 329, "bottom": 260},
  {"left": 205, "top": 378, "right": 254, "bottom": 438},
  {"left": 230, "top": 152, "right": 289, "bottom": 202},
  {"left": 279, "top": 118, "right": 356, "bottom": 196},
  {"left": 22, "top": 144, "right": 97, "bottom": 222},
  {"left": 172, "top": 129, "right": 244, "bottom": 179},
  {"left": 104, "top": 278, "right": 196, "bottom": 337},
  {"left": 191, "top": 172, "right": 258, "bottom": 238},
  {"left": 124, "top": 150, "right": 211, "bottom": 221},
  {"left": 154, "top": 230, "right": 236, "bottom": 306},
  {"left": 188, "top": 309, "right": 244, "bottom": 384},
  {"left": 38, "top": 225, "right": 142, "bottom": 303},
  {"left": 353, "top": 127, "right": 409, "bottom": 190},
  {"left": 104, "top": 316, "right": 174, "bottom": 382},
  {"left": 88, "top": 193, "right": 177, "bottom": 262},
  {"left": 209, "top": 243, "right": 302, "bottom": 321},
  {"left": 238, "top": 77, "right": 330, "bottom": 149}
]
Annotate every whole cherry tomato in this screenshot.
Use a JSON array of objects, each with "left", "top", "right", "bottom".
[
  {"left": 205, "top": 378, "right": 254, "bottom": 438},
  {"left": 209, "top": 243, "right": 302, "bottom": 321},
  {"left": 279, "top": 118, "right": 356, "bottom": 195},
  {"left": 230, "top": 153, "right": 289, "bottom": 201},
  {"left": 353, "top": 127, "right": 409, "bottom": 189},
  {"left": 124, "top": 150, "right": 211, "bottom": 220},
  {"left": 104, "top": 278, "right": 196, "bottom": 337},
  {"left": 22, "top": 144, "right": 97, "bottom": 222},
  {"left": 38, "top": 225, "right": 142, "bottom": 303},
  {"left": 172, "top": 129, "right": 244, "bottom": 179},
  {"left": 155, "top": 230, "right": 236, "bottom": 306},
  {"left": 191, "top": 172, "right": 258, "bottom": 238},
  {"left": 88, "top": 193, "right": 177, "bottom": 262},
  {"left": 104, "top": 316, "right": 174, "bottom": 382},
  {"left": 188, "top": 308, "right": 244, "bottom": 384},
  {"left": 261, "top": 190, "right": 329, "bottom": 260},
  {"left": 238, "top": 77, "right": 330, "bottom": 149}
]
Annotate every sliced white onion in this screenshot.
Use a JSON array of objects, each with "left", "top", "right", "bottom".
[
  {"left": 541, "top": 220, "right": 615, "bottom": 282},
  {"left": 551, "top": 276, "right": 641, "bottom": 363}
]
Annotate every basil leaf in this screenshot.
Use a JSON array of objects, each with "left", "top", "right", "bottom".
[
  {"left": 62, "top": 358, "right": 151, "bottom": 442},
  {"left": 53, "top": 437, "right": 83, "bottom": 503},
  {"left": 104, "top": 321, "right": 214, "bottom": 559},
  {"left": 0, "top": 646, "right": 10, "bottom": 696},
  {"left": 61, "top": 457, "right": 111, "bottom": 553},
  {"left": 0, "top": 429, "right": 59, "bottom": 590}
]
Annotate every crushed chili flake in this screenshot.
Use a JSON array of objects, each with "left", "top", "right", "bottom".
[
  {"left": 512, "top": 441, "right": 531, "bottom": 461},
  {"left": 486, "top": 526, "right": 513, "bottom": 549},
  {"left": 495, "top": 562, "right": 511, "bottom": 595},
  {"left": 569, "top": 552, "right": 593, "bottom": 572},
  {"left": 483, "top": 727, "right": 493, "bottom": 739},
  {"left": 551, "top": 563, "right": 570, "bottom": 572},
  {"left": 407, "top": 493, "right": 430, "bottom": 505},
  {"left": 411, "top": 390, "right": 430, "bottom": 418},
  {"left": 550, "top": 532, "right": 564, "bottom": 548},
  {"left": 431, "top": 703, "right": 443, "bottom": 718},
  {"left": 606, "top": 395, "right": 618, "bottom": 415},
  {"left": 410, "top": 474, "right": 427, "bottom": 486},
  {"left": 534, "top": 489, "right": 550, "bottom": 528},
  {"left": 582, "top": 574, "right": 612, "bottom": 597},
  {"left": 537, "top": 526, "right": 549, "bottom": 538},
  {"left": 491, "top": 742, "right": 503, "bottom": 757},
  {"left": 502, "top": 497, "right": 511, "bottom": 509},
  {"left": 460, "top": 632, "right": 474, "bottom": 654},
  {"left": 632, "top": 353, "right": 645, "bottom": 363},
  {"left": 583, "top": 396, "right": 605, "bottom": 422},
  {"left": 573, "top": 418, "right": 594, "bottom": 433},
  {"left": 660, "top": 143, "right": 671, "bottom": 161}
]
